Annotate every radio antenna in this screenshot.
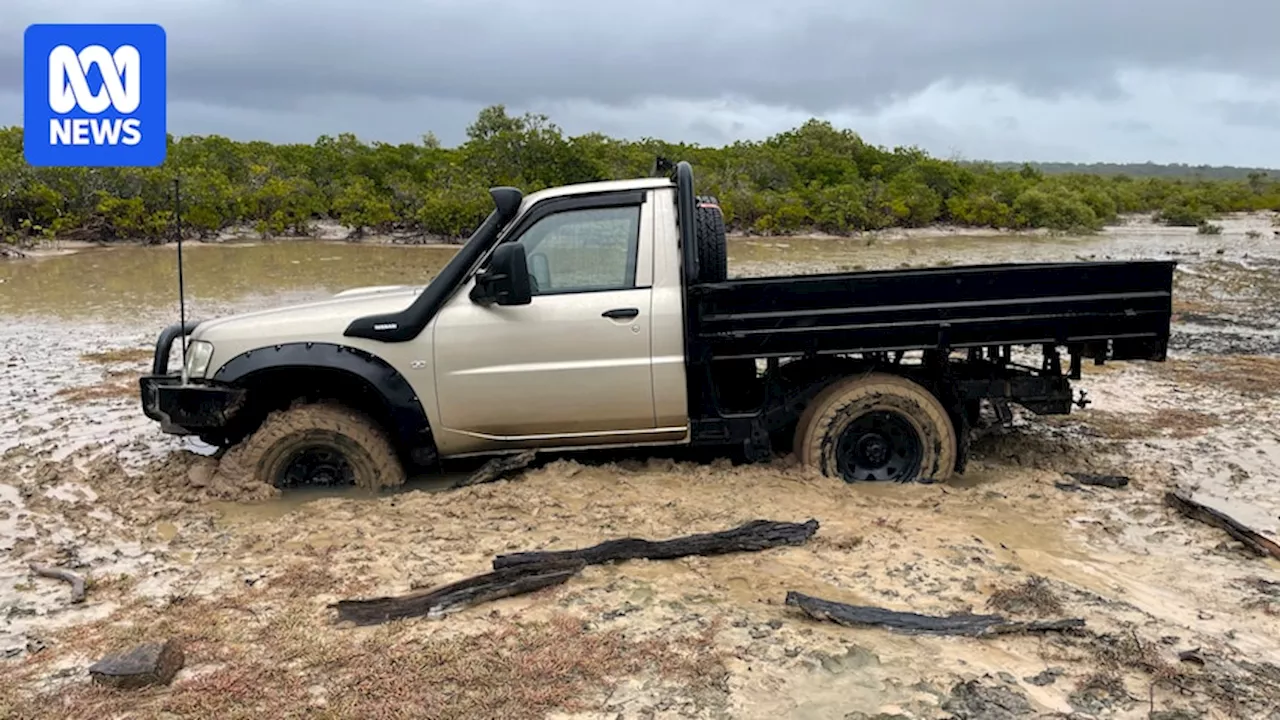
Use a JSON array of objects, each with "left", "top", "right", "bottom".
[{"left": 173, "top": 177, "right": 188, "bottom": 380}]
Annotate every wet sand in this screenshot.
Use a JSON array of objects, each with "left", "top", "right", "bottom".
[{"left": 1, "top": 213, "right": 1279, "bottom": 719}]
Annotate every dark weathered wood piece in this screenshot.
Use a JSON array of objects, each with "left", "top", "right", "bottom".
[
  {"left": 89, "top": 638, "right": 185, "bottom": 689},
  {"left": 492, "top": 518, "right": 820, "bottom": 570},
  {"left": 1164, "top": 490, "right": 1280, "bottom": 560},
  {"left": 1178, "top": 648, "right": 1207, "bottom": 666},
  {"left": 785, "top": 591, "right": 1086, "bottom": 637},
  {"left": 452, "top": 449, "right": 538, "bottom": 488},
  {"left": 332, "top": 558, "right": 586, "bottom": 626},
  {"left": 29, "top": 562, "right": 86, "bottom": 604},
  {"left": 1066, "top": 472, "right": 1130, "bottom": 489}
]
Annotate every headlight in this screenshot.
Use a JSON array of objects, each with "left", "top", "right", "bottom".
[{"left": 183, "top": 340, "right": 215, "bottom": 378}]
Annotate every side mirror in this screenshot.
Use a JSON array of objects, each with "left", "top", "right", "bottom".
[{"left": 470, "top": 242, "right": 532, "bottom": 306}]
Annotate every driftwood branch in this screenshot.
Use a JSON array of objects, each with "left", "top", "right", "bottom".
[
  {"left": 452, "top": 449, "right": 538, "bottom": 489},
  {"left": 331, "top": 558, "right": 586, "bottom": 626},
  {"left": 1164, "top": 490, "right": 1280, "bottom": 560},
  {"left": 29, "top": 562, "right": 86, "bottom": 604},
  {"left": 1066, "top": 472, "right": 1130, "bottom": 489},
  {"left": 492, "top": 518, "right": 820, "bottom": 570},
  {"left": 785, "top": 591, "right": 1085, "bottom": 637}
]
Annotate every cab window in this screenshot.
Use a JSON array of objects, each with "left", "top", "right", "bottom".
[{"left": 514, "top": 205, "right": 640, "bottom": 295}]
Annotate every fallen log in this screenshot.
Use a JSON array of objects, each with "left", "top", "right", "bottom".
[
  {"left": 492, "top": 518, "right": 820, "bottom": 570},
  {"left": 29, "top": 562, "right": 86, "bottom": 604},
  {"left": 331, "top": 558, "right": 586, "bottom": 626},
  {"left": 785, "top": 591, "right": 1086, "bottom": 637},
  {"left": 1164, "top": 490, "right": 1280, "bottom": 560},
  {"left": 452, "top": 449, "right": 538, "bottom": 489},
  {"left": 1066, "top": 472, "right": 1130, "bottom": 489}
]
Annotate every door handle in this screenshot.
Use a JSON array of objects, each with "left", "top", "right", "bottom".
[{"left": 602, "top": 307, "right": 640, "bottom": 320}]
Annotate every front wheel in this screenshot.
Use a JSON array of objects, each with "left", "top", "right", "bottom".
[
  {"left": 216, "top": 401, "right": 406, "bottom": 491},
  {"left": 793, "top": 373, "right": 956, "bottom": 484}
]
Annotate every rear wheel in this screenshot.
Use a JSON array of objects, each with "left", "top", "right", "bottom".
[
  {"left": 794, "top": 373, "right": 956, "bottom": 484},
  {"left": 216, "top": 401, "right": 406, "bottom": 491}
]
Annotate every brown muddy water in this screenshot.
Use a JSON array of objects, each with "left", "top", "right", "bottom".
[{"left": 2, "top": 214, "right": 1280, "bottom": 719}]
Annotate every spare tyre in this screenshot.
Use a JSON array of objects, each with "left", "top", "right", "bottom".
[{"left": 694, "top": 195, "right": 728, "bottom": 283}]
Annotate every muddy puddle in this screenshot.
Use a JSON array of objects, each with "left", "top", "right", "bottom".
[{"left": 2, "top": 215, "right": 1280, "bottom": 718}]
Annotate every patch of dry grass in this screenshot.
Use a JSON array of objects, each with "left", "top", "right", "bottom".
[
  {"left": 871, "top": 517, "right": 906, "bottom": 535},
  {"left": 1071, "top": 669, "right": 1131, "bottom": 706},
  {"left": 1239, "top": 576, "right": 1280, "bottom": 616},
  {"left": 816, "top": 534, "right": 864, "bottom": 551},
  {"left": 54, "top": 376, "right": 137, "bottom": 403},
  {"left": 1170, "top": 296, "right": 1222, "bottom": 317},
  {"left": 85, "top": 572, "right": 140, "bottom": 597},
  {"left": 1161, "top": 355, "right": 1280, "bottom": 398},
  {"left": 1071, "top": 408, "right": 1220, "bottom": 440},
  {"left": 987, "top": 576, "right": 1063, "bottom": 616},
  {"left": 0, "top": 562, "right": 727, "bottom": 720},
  {"left": 80, "top": 347, "right": 151, "bottom": 365},
  {"left": 1089, "top": 631, "right": 1172, "bottom": 677}
]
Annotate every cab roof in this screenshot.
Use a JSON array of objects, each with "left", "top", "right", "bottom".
[{"left": 517, "top": 176, "right": 674, "bottom": 211}]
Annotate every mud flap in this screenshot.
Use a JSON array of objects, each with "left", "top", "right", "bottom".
[
  {"left": 992, "top": 398, "right": 1014, "bottom": 426},
  {"left": 742, "top": 421, "right": 774, "bottom": 463}
]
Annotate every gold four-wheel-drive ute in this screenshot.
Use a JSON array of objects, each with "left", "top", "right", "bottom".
[{"left": 140, "top": 161, "right": 1174, "bottom": 489}]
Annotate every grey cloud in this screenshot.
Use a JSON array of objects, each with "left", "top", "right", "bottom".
[
  {"left": 2, "top": 0, "right": 1278, "bottom": 116},
  {"left": 1108, "top": 120, "right": 1155, "bottom": 134},
  {"left": 3, "top": 1, "right": 1280, "bottom": 166},
  {"left": 687, "top": 119, "right": 729, "bottom": 145},
  {"left": 1219, "top": 100, "right": 1280, "bottom": 129}
]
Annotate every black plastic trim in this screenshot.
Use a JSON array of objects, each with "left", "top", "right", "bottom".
[
  {"left": 675, "top": 161, "right": 697, "bottom": 285},
  {"left": 151, "top": 320, "right": 201, "bottom": 375},
  {"left": 344, "top": 186, "right": 523, "bottom": 343},
  {"left": 495, "top": 190, "right": 647, "bottom": 250},
  {"left": 673, "top": 161, "right": 712, "bottom": 433},
  {"left": 139, "top": 375, "right": 246, "bottom": 435},
  {"left": 212, "top": 342, "right": 432, "bottom": 450}
]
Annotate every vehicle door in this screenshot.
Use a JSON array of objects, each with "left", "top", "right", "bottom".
[{"left": 431, "top": 191, "right": 672, "bottom": 454}]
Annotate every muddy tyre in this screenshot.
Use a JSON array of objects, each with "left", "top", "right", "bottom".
[
  {"left": 219, "top": 402, "right": 405, "bottom": 491},
  {"left": 794, "top": 373, "right": 956, "bottom": 484},
  {"left": 694, "top": 195, "right": 728, "bottom": 283}
]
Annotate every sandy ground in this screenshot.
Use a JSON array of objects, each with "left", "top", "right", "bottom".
[{"left": 2, "top": 217, "right": 1280, "bottom": 719}]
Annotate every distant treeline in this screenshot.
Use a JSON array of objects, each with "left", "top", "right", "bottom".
[
  {"left": 978, "top": 161, "right": 1280, "bottom": 181},
  {"left": 2, "top": 105, "right": 1278, "bottom": 244}
]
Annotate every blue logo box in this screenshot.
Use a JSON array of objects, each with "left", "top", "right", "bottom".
[{"left": 23, "top": 23, "right": 167, "bottom": 167}]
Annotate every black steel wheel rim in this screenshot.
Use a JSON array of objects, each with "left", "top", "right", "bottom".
[
  {"left": 834, "top": 410, "right": 923, "bottom": 482},
  {"left": 278, "top": 445, "right": 356, "bottom": 487}
]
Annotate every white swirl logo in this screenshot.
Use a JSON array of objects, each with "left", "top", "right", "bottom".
[{"left": 47, "top": 44, "right": 141, "bottom": 114}]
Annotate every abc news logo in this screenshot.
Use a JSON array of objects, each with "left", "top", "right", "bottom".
[
  {"left": 24, "top": 24, "right": 167, "bottom": 167},
  {"left": 48, "top": 44, "right": 144, "bottom": 147}
]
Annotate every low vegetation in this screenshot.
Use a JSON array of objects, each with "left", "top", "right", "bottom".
[
  {"left": 0, "top": 563, "right": 726, "bottom": 720},
  {"left": 80, "top": 347, "right": 152, "bottom": 365},
  {"left": 986, "top": 576, "right": 1064, "bottom": 616},
  {"left": 2, "top": 105, "right": 1278, "bottom": 243}
]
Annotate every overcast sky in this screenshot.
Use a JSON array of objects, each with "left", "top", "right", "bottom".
[{"left": 3, "top": 1, "right": 1279, "bottom": 167}]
